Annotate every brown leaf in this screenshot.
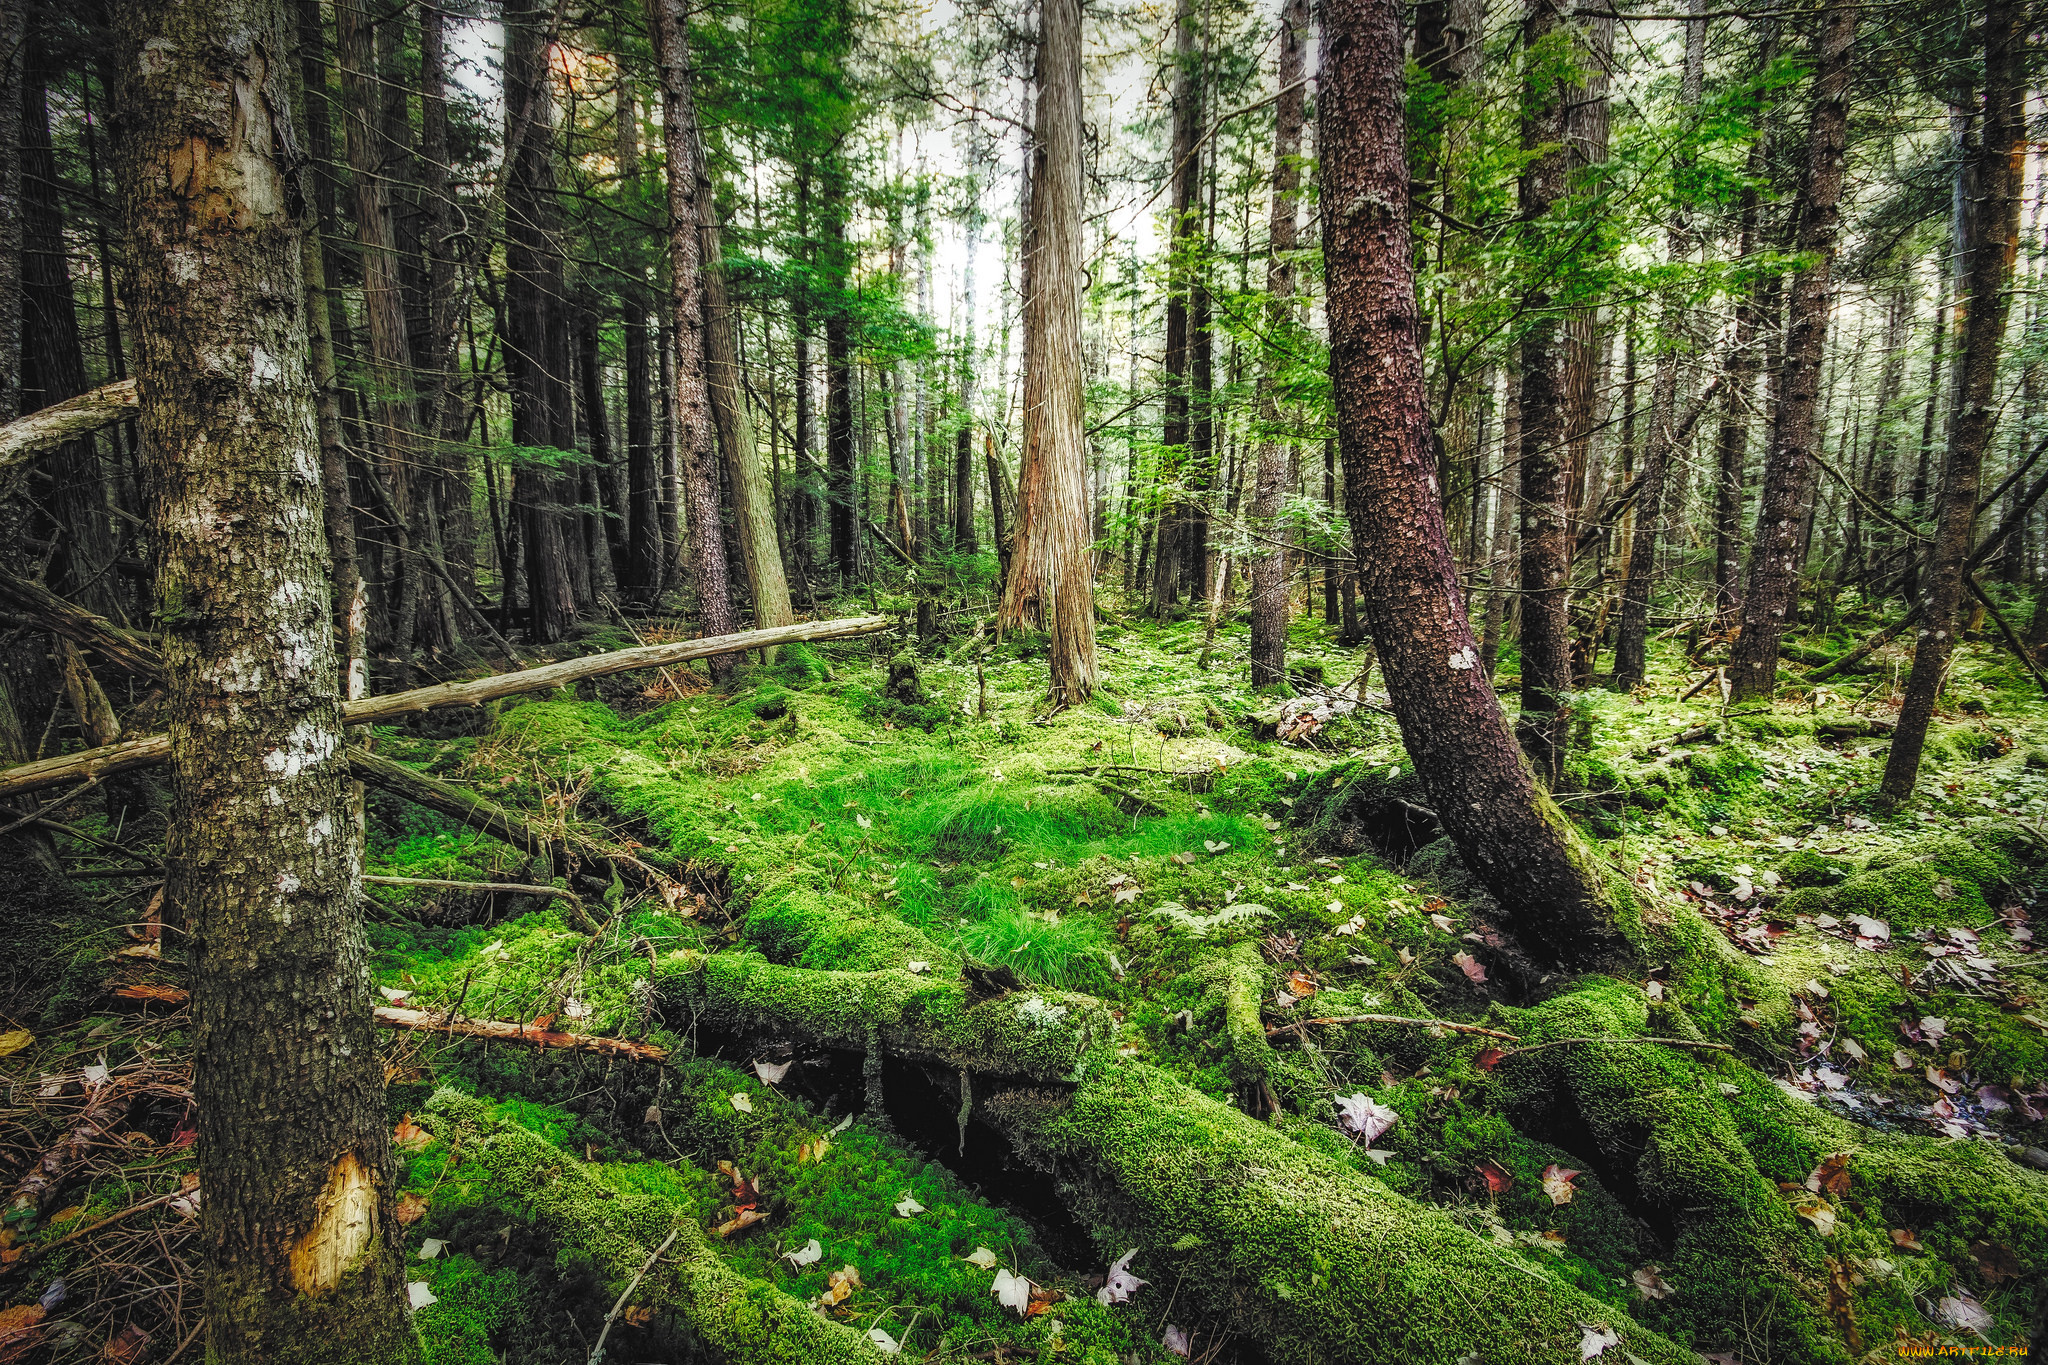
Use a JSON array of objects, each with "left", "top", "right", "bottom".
[
  {"left": 1452, "top": 951, "right": 1488, "bottom": 984},
  {"left": 713, "top": 1206, "right": 768, "bottom": 1239},
  {"left": 1476, "top": 1048, "right": 1506, "bottom": 1072},
  {"left": 1541, "top": 1164, "right": 1580, "bottom": 1206},
  {"left": 1971, "top": 1240, "right": 2020, "bottom": 1283},
  {"left": 624, "top": 1305, "right": 655, "bottom": 1327},
  {"left": 102, "top": 1323, "right": 151, "bottom": 1365},
  {"left": 0, "top": 1305, "right": 45, "bottom": 1365},
  {"left": 395, "top": 1192, "right": 429, "bottom": 1226},
  {"left": 1285, "top": 969, "right": 1318, "bottom": 998},
  {"left": 1804, "top": 1153, "right": 1852, "bottom": 1200},
  {"left": 394, "top": 1116, "right": 432, "bottom": 1151},
  {"left": 111, "top": 983, "right": 188, "bottom": 1006},
  {"left": 1888, "top": 1227, "right": 1924, "bottom": 1252},
  {"left": 1476, "top": 1159, "right": 1513, "bottom": 1194},
  {"left": 818, "top": 1264, "right": 862, "bottom": 1307}
]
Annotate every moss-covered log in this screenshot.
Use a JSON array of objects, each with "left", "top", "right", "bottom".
[
  {"left": 648, "top": 952, "right": 1696, "bottom": 1364},
  {"left": 420, "top": 1089, "right": 885, "bottom": 1364},
  {"left": 653, "top": 950, "right": 1111, "bottom": 1082}
]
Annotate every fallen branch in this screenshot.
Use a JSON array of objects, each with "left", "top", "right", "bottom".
[
  {"left": 364, "top": 874, "right": 595, "bottom": 933},
  {"left": 1966, "top": 577, "right": 2048, "bottom": 697},
  {"left": 9, "top": 1071, "right": 183, "bottom": 1222},
  {"left": 0, "top": 569, "right": 163, "bottom": 678},
  {"left": 1805, "top": 612, "right": 1918, "bottom": 682},
  {"left": 589, "top": 1227, "right": 681, "bottom": 1365},
  {"left": 1678, "top": 666, "right": 1722, "bottom": 703},
  {"left": 1269, "top": 1013, "right": 1520, "bottom": 1042},
  {"left": 0, "top": 614, "right": 893, "bottom": 801},
  {"left": 0, "top": 1187, "right": 184, "bottom": 1278},
  {"left": 372, "top": 1006, "right": 669, "bottom": 1062},
  {"left": 0, "top": 379, "right": 138, "bottom": 475},
  {"left": 1495, "top": 1035, "right": 1735, "bottom": 1060}
]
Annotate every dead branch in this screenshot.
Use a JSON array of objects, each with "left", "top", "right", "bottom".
[
  {"left": 372, "top": 1006, "right": 668, "bottom": 1062},
  {"left": 0, "top": 614, "right": 893, "bottom": 801},
  {"left": 0, "top": 379, "right": 138, "bottom": 474},
  {"left": 364, "top": 874, "right": 594, "bottom": 931},
  {"left": 1268, "top": 1013, "right": 1521, "bottom": 1042}
]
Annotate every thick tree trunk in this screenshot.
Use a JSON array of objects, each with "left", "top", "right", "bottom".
[
  {"left": 1513, "top": 0, "right": 1575, "bottom": 783},
  {"left": 823, "top": 168, "right": 856, "bottom": 579},
  {"left": 1149, "top": 0, "right": 1201, "bottom": 615},
  {"left": 648, "top": 0, "right": 740, "bottom": 677},
  {"left": 418, "top": 0, "right": 476, "bottom": 608},
  {"left": 1880, "top": 0, "right": 2024, "bottom": 799},
  {"left": 0, "top": 0, "right": 18, "bottom": 431},
  {"left": 113, "top": 3, "right": 419, "bottom": 1357},
  {"left": 1321, "top": 0, "right": 1638, "bottom": 968},
  {"left": 1726, "top": 5, "right": 1859, "bottom": 701},
  {"left": 1247, "top": 0, "right": 1310, "bottom": 690},
  {"left": 1610, "top": 0, "right": 1704, "bottom": 690},
  {"left": 998, "top": 0, "right": 1097, "bottom": 707}
]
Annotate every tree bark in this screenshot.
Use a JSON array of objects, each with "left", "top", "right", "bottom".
[
  {"left": 1247, "top": 0, "right": 1310, "bottom": 690},
  {"left": 1149, "top": 0, "right": 1201, "bottom": 615},
  {"left": 998, "top": 0, "right": 1098, "bottom": 707},
  {"left": 0, "top": 0, "right": 18, "bottom": 432},
  {"left": 822, "top": 165, "right": 856, "bottom": 579},
  {"left": 1513, "top": 0, "right": 1576, "bottom": 783},
  {"left": 113, "top": 2, "right": 420, "bottom": 1355},
  {"left": 648, "top": 0, "right": 741, "bottom": 679},
  {"left": 1726, "top": 4, "right": 1859, "bottom": 701},
  {"left": 1880, "top": 0, "right": 2024, "bottom": 799},
  {"left": 1610, "top": 0, "right": 1704, "bottom": 689},
  {"left": 505, "top": 0, "right": 580, "bottom": 644},
  {"left": 1321, "top": 0, "right": 1638, "bottom": 968}
]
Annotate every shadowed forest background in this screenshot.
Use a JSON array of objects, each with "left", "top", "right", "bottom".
[{"left": 0, "top": 0, "right": 2046, "bottom": 1360}]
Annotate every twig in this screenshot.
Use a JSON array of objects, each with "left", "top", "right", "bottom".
[
  {"left": 0, "top": 1187, "right": 182, "bottom": 1277},
  {"left": 1965, "top": 577, "right": 2048, "bottom": 697},
  {"left": 1495, "top": 1036, "right": 1734, "bottom": 1060},
  {"left": 165, "top": 1321, "right": 204, "bottom": 1364},
  {"left": 1270, "top": 1014, "right": 1521, "bottom": 1042},
  {"left": 372, "top": 1006, "right": 669, "bottom": 1062},
  {"left": 589, "top": 1226, "right": 680, "bottom": 1364},
  {"left": 363, "top": 874, "right": 596, "bottom": 933},
  {"left": 0, "top": 775, "right": 104, "bottom": 838}
]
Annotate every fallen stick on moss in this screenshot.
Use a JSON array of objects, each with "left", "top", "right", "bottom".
[
  {"left": 372, "top": 1006, "right": 669, "bottom": 1062},
  {"left": 589, "top": 1226, "right": 680, "bottom": 1365},
  {"left": 364, "top": 873, "right": 595, "bottom": 933},
  {"left": 1269, "top": 1013, "right": 1520, "bottom": 1042},
  {"left": 1966, "top": 576, "right": 2048, "bottom": 697},
  {"left": 0, "top": 1187, "right": 184, "bottom": 1278},
  {"left": 0, "top": 614, "right": 893, "bottom": 800}
]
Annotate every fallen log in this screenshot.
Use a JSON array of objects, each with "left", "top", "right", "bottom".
[
  {"left": 0, "top": 379, "right": 138, "bottom": 476},
  {"left": 0, "top": 614, "right": 892, "bottom": 800},
  {"left": 8, "top": 1070, "right": 185, "bottom": 1224},
  {"left": 372, "top": 1006, "right": 668, "bottom": 1062}
]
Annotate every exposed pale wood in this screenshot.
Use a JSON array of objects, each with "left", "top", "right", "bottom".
[
  {"left": 0, "top": 378, "right": 137, "bottom": 474},
  {"left": 0, "top": 615, "right": 890, "bottom": 800},
  {"left": 373, "top": 1005, "right": 669, "bottom": 1062}
]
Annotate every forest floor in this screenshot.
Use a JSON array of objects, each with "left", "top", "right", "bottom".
[{"left": 3, "top": 592, "right": 2047, "bottom": 1365}]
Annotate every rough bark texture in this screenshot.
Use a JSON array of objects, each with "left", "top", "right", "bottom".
[
  {"left": 0, "top": 0, "right": 18, "bottom": 431},
  {"left": 1880, "top": 0, "right": 2024, "bottom": 799},
  {"left": 1149, "top": 0, "right": 1201, "bottom": 615},
  {"left": 1246, "top": 0, "right": 1310, "bottom": 691},
  {"left": 823, "top": 166, "right": 856, "bottom": 579},
  {"left": 1726, "top": 6, "right": 1858, "bottom": 701},
  {"left": 1610, "top": 0, "right": 1704, "bottom": 689},
  {"left": 649, "top": 0, "right": 740, "bottom": 676},
  {"left": 997, "top": 0, "right": 1098, "bottom": 707},
  {"left": 113, "top": 3, "right": 420, "bottom": 1357},
  {"left": 1514, "top": 0, "right": 1575, "bottom": 782},
  {"left": 1321, "top": 0, "right": 1637, "bottom": 969}
]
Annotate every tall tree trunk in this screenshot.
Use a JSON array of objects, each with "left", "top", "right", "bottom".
[
  {"left": 1727, "top": 3, "right": 1859, "bottom": 701},
  {"left": 698, "top": 143, "right": 794, "bottom": 635},
  {"left": 1513, "top": 0, "right": 1576, "bottom": 782},
  {"left": 999, "top": 0, "right": 1097, "bottom": 707},
  {"left": 578, "top": 316, "right": 629, "bottom": 587},
  {"left": 419, "top": 0, "right": 476, "bottom": 608},
  {"left": 823, "top": 165, "right": 856, "bottom": 579},
  {"left": 1610, "top": 0, "right": 1704, "bottom": 689},
  {"left": 648, "top": 0, "right": 739, "bottom": 677},
  {"left": 1481, "top": 366, "right": 1521, "bottom": 675},
  {"left": 505, "top": 0, "right": 579, "bottom": 643},
  {"left": 1149, "top": 0, "right": 1201, "bottom": 614},
  {"left": 114, "top": 4, "right": 419, "bottom": 1357},
  {"left": 1247, "top": 0, "right": 1310, "bottom": 690},
  {"left": 0, "top": 0, "right": 18, "bottom": 433},
  {"left": 618, "top": 82, "right": 664, "bottom": 602},
  {"left": 339, "top": 0, "right": 431, "bottom": 678},
  {"left": 21, "top": 37, "right": 120, "bottom": 620},
  {"left": 1322, "top": 0, "right": 1636, "bottom": 970},
  {"left": 1881, "top": 0, "right": 2024, "bottom": 799}
]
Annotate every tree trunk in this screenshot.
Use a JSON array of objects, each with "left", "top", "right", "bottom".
[
  {"left": 1149, "top": 0, "right": 1201, "bottom": 615},
  {"left": 1321, "top": 0, "right": 1638, "bottom": 969},
  {"left": 1610, "top": 0, "right": 1704, "bottom": 690},
  {"left": 648, "top": 0, "right": 739, "bottom": 678},
  {"left": 1880, "top": 0, "right": 2024, "bottom": 799},
  {"left": 505, "top": 0, "right": 579, "bottom": 644},
  {"left": 1513, "top": 0, "right": 1576, "bottom": 782},
  {"left": 697, "top": 148, "right": 794, "bottom": 636},
  {"left": 0, "top": 0, "right": 18, "bottom": 432},
  {"left": 1726, "top": 4, "right": 1859, "bottom": 701},
  {"left": 419, "top": 0, "right": 476, "bottom": 608},
  {"left": 339, "top": 0, "right": 432, "bottom": 679},
  {"left": 1247, "top": 0, "right": 1310, "bottom": 690},
  {"left": 1481, "top": 366, "right": 1520, "bottom": 675},
  {"left": 822, "top": 166, "right": 856, "bottom": 579},
  {"left": 998, "top": 0, "right": 1097, "bottom": 707},
  {"left": 113, "top": 4, "right": 419, "bottom": 1356}
]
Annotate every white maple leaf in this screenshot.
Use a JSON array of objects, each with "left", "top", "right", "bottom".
[
  {"left": 992, "top": 1267, "right": 1032, "bottom": 1316},
  {"left": 1334, "top": 1092, "right": 1398, "bottom": 1145},
  {"left": 1096, "top": 1248, "right": 1146, "bottom": 1305},
  {"left": 418, "top": 1239, "right": 447, "bottom": 1260},
  {"left": 894, "top": 1192, "right": 926, "bottom": 1218},
  {"left": 729, "top": 1092, "right": 754, "bottom": 1113},
  {"left": 964, "top": 1247, "right": 999, "bottom": 1270},
  {"left": 866, "top": 1327, "right": 901, "bottom": 1354},
  {"left": 753, "top": 1059, "right": 792, "bottom": 1085},
  {"left": 1578, "top": 1323, "right": 1619, "bottom": 1359},
  {"left": 782, "top": 1238, "right": 824, "bottom": 1268},
  {"left": 408, "top": 1282, "right": 438, "bottom": 1310}
]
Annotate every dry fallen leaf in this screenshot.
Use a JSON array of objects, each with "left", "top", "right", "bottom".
[
  {"left": 1476, "top": 1159, "right": 1513, "bottom": 1194},
  {"left": 1792, "top": 1196, "right": 1835, "bottom": 1235},
  {"left": 893, "top": 1192, "right": 926, "bottom": 1218},
  {"left": 0, "top": 1305, "right": 45, "bottom": 1365},
  {"left": 624, "top": 1305, "right": 655, "bottom": 1327},
  {"left": 713, "top": 1207, "right": 769, "bottom": 1238},
  {"left": 407, "top": 1282, "right": 437, "bottom": 1310},
  {"left": 965, "top": 1246, "right": 1000, "bottom": 1270},
  {"left": 1805, "top": 1153, "right": 1852, "bottom": 1199},
  {"left": 1541, "top": 1164, "right": 1579, "bottom": 1206},
  {"left": 819, "top": 1264, "right": 862, "bottom": 1307},
  {"left": 729, "top": 1092, "right": 755, "bottom": 1114},
  {"left": 1630, "top": 1266, "right": 1674, "bottom": 1300},
  {"left": 1452, "top": 951, "right": 1488, "bottom": 984},
  {"left": 394, "top": 1117, "right": 432, "bottom": 1151},
  {"left": 1578, "top": 1323, "right": 1620, "bottom": 1359},
  {"left": 1889, "top": 1227, "right": 1925, "bottom": 1251},
  {"left": 0, "top": 1030, "right": 31, "bottom": 1059},
  {"left": 396, "top": 1192, "right": 429, "bottom": 1226},
  {"left": 753, "top": 1059, "right": 792, "bottom": 1085},
  {"left": 103, "top": 1323, "right": 152, "bottom": 1365}
]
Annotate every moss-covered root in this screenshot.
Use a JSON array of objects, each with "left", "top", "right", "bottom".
[
  {"left": 421, "top": 1088, "right": 883, "bottom": 1365},
  {"left": 983, "top": 1058, "right": 1698, "bottom": 1365},
  {"left": 653, "top": 950, "right": 1111, "bottom": 1081},
  {"left": 1499, "top": 982, "right": 1862, "bottom": 1363}
]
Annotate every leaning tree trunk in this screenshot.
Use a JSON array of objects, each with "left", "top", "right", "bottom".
[
  {"left": 1610, "top": 0, "right": 1705, "bottom": 690},
  {"left": 648, "top": 0, "right": 739, "bottom": 677},
  {"left": 1513, "top": 0, "right": 1576, "bottom": 784},
  {"left": 1246, "top": 0, "right": 1310, "bottom": 691},
  {"left": 1321, "top": 0, "right": 1638, "bottom": 970},
  {"left": 113, "top": 4, "right": 420, "bottom": 1359},
  {"left": 1880, "top": 0, "right": 2024, "bottom": 799},
  {"left": 997, "top": 0, "right": 1098, "bottom": 708},
  {"left": 1726, "top": 4, "right": 1859, "bottom": 701}
]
